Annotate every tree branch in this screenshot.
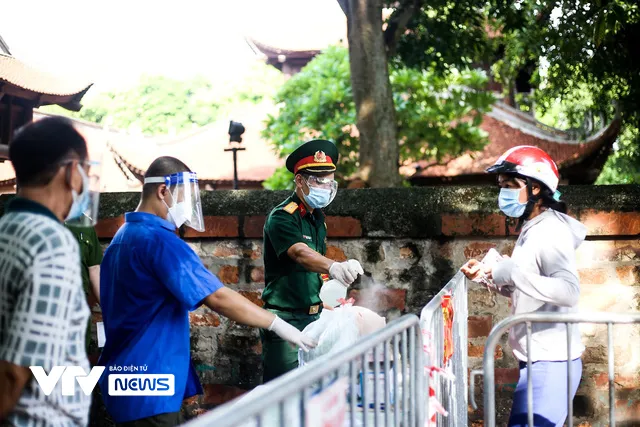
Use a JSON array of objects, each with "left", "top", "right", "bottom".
[
  {"left": 336, "top": 0, "right": 349, "bottom": 16},
  {"left": 384, "top": 0, "right": 422, "bottom": 55}
]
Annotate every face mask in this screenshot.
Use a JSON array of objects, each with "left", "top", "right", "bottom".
[
  {"left": 303, "top": 180, "right": 333, "bottom": 209},
  {"left": 498, "top": 187, "right": 527, "bottom": 218},
  {"left": 65, "top": 165, "right": 90, "bottom": 221},
  {"left": 167, "top": 201, "right": 190, "bottom": 228}
]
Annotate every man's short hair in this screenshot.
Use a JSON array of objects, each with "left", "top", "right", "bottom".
[
  {"left": 9, "top": 116, "right": 88, "bottom": 187},
  {"left": 142, "top": 156, "right": 191, "bottom": 200}
]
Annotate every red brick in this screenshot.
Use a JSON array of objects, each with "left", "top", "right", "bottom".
[
  {"left": 578, "top": 268, "right": 608, "bottom": 284},
  {"left": 190, "top": 312, "right": 221, "bottom": 327},
  {"left": 494, "top": 368, "right": 519, "bottom": 385},
  {"left": 95, "top": 216, "right": 125, "bottom": 238},
  {"left": 184, "top": 216, "right": 239, "bottom": 238},
  {"left": 468, "top": 343, "right": 503, "bottom": 359},
  {"left": 326, "top": 245, "right": 347, "bottom": 261},
  {"left": 213, "top": 243, "right": 242, "bottom": 258},
  {"left": 616, "top": 265, "right": 640, "bottom": 285},
  {"left": 352, "top": 288, "right": 406, "bottom": 312},
  {"left": 615, "top": 399, "right": 640, "bottom": 420},
  {"left": 218, "top": 265, "right": 239, "bottom": 284},
  {"left": 468, "top": 315, "right": 493, "bottom": 338},
  {"left": 441, "top": 213, "right": 507, "bottom": 237},
  {"left": 239, "top": 290, "right": 264, "bottom": 307},
  {"left": 595, "top": 373, "right": 640, "bottom": 390},
  {"left": 464, "top": 242, "right": 498, "bottom": 260},
  {"left": 250, "top": 267, "right": 264, "bottom": 283},
  {"left": 203, "top": 384, "right": 247, "bottom": 405},
  {"left": 326, "top": 216, "right": 362, "bottom": 237},
  {"left": 243, "top": 216, "right": 266, "bottom": 238},
  {"left": 580, "top": 211, "right": 640, "bottom": 236}
]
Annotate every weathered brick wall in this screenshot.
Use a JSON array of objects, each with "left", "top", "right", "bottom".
[{"left": 2, "top": 186, "right": 637, "bottom": 425}]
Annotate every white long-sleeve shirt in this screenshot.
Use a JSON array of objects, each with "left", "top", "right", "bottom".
[{"left": 492, "top": 209, "right": 586, "bottom": 362}]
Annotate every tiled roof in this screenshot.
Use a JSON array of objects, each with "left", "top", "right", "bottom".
[
  {"left": 245, "top": 2, "right": 346, "bottom": 56},
  {"left": 107, "top": 100, "right": 284, "bottom": 184},
  {"left": 0, "top": 54, "right": 92, "bottom": 97},
  {"left": 409, "top": 102, "right": 621, "bottom": 182},
  {"left": 0, "top": 102, "right": 284, "bottom": 193}
]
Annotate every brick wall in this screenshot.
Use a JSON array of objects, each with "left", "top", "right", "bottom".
[{"left": 2, "top": 186, "right": 637, "bottom": 425}]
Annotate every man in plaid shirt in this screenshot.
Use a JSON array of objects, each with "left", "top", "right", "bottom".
[{"left": 0, "top": 117, "right": 94, "bottom": 427}]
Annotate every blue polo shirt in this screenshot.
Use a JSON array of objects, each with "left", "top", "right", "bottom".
[{"left": 98, "top": 212, "right": 223, "bottom": 423}]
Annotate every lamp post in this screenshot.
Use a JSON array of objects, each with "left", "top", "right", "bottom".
[{"left": 225, "top": 120, "right": 246, "bottom": 190}]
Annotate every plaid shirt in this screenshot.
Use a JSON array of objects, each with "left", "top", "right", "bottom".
[{"left": 0, "top": 198, "right": 90, "bottom": 427}]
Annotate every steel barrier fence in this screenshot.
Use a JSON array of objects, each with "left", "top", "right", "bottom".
[
  {"left": 183, "top": 314, "right": 425, "bottom": 427},
  {"left": 419, "top": 271, "right": 468, "bottom": 427},
  {"left": 469, "top": 312, "right": 640, "bottom": 427}
]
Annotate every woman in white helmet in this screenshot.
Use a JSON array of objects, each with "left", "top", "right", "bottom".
[{"left": 462, "top": 145, "right": 586, "bottom": 427}]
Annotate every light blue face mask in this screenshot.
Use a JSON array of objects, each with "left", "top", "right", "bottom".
[
  {"left": 66, "top": 165, "right": 90, "bottom": 221},
  {"left": 498, "top": 187, "right": 527, "bottom": 218},
  {"left": 303, "top": 180, "right": 333, "bottom": 209}
]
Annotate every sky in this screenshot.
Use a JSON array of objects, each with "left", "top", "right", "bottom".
[{"left": 2, "top": 0, "right": 345, "bottom": 93}]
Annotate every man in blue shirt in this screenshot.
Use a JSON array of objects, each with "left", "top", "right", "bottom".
[{"left": 99, "top": 156, "right": 315, "bottom": 427}]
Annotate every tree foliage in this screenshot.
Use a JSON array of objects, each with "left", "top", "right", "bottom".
[
  {"left": 489, "top": 0, "right": 640, "bottom": 183},
  {"left": 262, "top": 46, "right": 495, "bottom": 190},
  {"left": 44, "top": 62, "right": 285, "bottom": 136}
]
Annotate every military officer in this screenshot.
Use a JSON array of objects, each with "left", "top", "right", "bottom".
[{"left": 261, "top": 139, "right": 364, "bottom": 382}]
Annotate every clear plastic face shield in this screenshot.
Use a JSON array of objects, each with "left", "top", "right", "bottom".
[
  {"left": 306, "top": 175, "right": 338, "bottom": 203},
  {"left": 144, "top": 172, "right": 205, "bottom": 232},
  {"left": 64, "top": 158, "right": 102, "bottom": 227},
  {"left": 298, "top": 174, "right": 338, "bottom": 209}
]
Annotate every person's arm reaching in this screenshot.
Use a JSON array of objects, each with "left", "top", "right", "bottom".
[
  {"left": 202, "top": 287, "right": 316, "bottom": 351},
  {"left": 0, "top": 362, "right": 30, "bottom": 420},
  {"left": 155, "top": 237, "right": 317, "bottom": 351}
]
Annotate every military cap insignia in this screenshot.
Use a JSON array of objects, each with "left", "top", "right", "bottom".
[
  {"left": 283, "top": 202, "right": 298, "bottom": 214},
  {"left": 314, "top": 151, "right": 327, "bottom": 163}
]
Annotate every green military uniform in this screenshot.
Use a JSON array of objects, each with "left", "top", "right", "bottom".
[
  {"left": 261, "top": 139, "right": 339, "bottom": 382},
  {"left": 66, "top": 225, "right": 103, "bottom": 353}
]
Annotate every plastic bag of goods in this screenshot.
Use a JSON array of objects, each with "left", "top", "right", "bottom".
[{"left": 319, "top": 279, "right": 348, "bottom": 307}]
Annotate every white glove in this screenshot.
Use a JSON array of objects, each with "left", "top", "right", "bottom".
[
  {"left": 329, "top": 259, "right": 364, "bottom": 286},
  {"left": 268, "top": 316, "right": 318, "bottom": 352}
]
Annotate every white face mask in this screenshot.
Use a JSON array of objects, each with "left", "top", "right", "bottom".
[{"left": 163, "top": 194, "right": 190, "bottom": 228}]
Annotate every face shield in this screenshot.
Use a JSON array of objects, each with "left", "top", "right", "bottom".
[
  {"left": 298, "top": 175, "right": 338, "bottom": 209},
  {"left": 144, "top": 172, "right": 205, "bottom": 232},
  {"left": 65, "top": 158, "right": 102, "bottom": 227}
]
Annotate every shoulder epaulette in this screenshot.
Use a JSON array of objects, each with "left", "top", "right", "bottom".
[{"left": 282, "top": 202, "right": 299, "bottom": 214}]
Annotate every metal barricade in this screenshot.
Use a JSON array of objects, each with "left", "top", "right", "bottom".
[
  {"left": 183, "top": 314, "right": 425, "bottom": 427},
  {"left": 419, "top": 271, "right": 468, "bottom": 427},
  {"left": 470, "top": 312, "right": 640, "bottom": 427}
]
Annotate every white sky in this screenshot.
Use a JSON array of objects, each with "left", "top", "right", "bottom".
[{"left": 2, "top": 0, "right": 345, "bottom": 93}]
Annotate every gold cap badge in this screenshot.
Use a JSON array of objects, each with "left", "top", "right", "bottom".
[{"left": 314, "top": 151, "right": 327, "bottom": 163}]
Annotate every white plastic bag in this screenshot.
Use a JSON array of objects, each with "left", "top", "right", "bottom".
[
  {"left": 298, "top": 306, "right": 360, "bottom": 366},
  {"left": 319, "top": 279, "right": 348, "bottom": 307}
]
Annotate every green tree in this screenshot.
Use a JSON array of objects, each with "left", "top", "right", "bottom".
[
  {"left": 489, "top": 0, "right": 640, "bottom": 183},
  {"left": 262, "top": 46, "right": 495, "bottom": 190},
  {"left": 43, "top": 62, "right": 285, "bottom": 136},
  {"left": 334, "top": 0, "right": 491, "bottom": 188}
]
